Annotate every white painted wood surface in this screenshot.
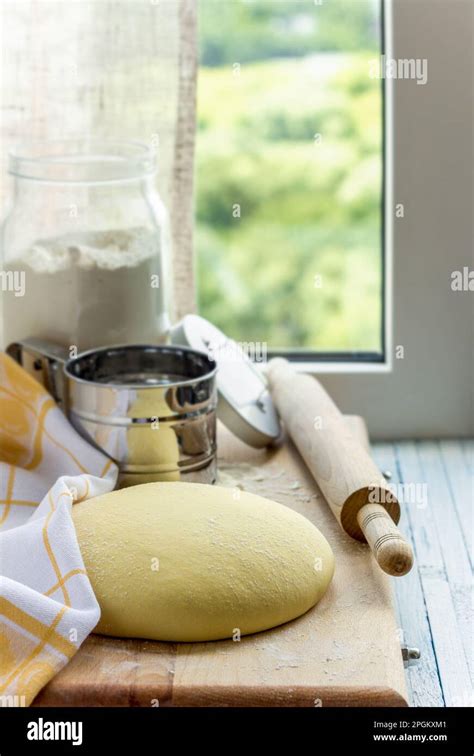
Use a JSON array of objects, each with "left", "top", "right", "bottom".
[{"left": 372, "top": 440, "right": 473, "bottom": 707}]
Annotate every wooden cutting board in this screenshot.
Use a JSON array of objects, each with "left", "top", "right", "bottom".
[{"left": 33, "top": 422, "right": 408, "bottom": 707}]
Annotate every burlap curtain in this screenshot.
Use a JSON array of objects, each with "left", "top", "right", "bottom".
[{"left": 0, "top": 0, "right": 198, "bottom": 319}]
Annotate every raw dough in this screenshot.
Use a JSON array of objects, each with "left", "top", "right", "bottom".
[{"left": 73, "top": 482, "right": 334, "bottom": 642}]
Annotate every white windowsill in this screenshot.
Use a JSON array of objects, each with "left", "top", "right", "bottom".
[
  {"left": 290, "top": 360, "right": 392, "bottom": 374},
  {"left": 255, "top": 359, "right": 392, "bottom": 375}
]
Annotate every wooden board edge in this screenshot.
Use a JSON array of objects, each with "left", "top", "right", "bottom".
[{"left": 33, "top": 684, "right": 408, "bottom": 708}]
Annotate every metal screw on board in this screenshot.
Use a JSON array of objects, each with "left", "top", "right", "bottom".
[
  {"left": 401, "top": 646, "right": 421, "bottom": 667},
  {"left": 382, "top": 470, "right": 392, "bottom": 481}
]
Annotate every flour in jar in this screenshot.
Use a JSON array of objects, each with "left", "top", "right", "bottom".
[{"left": 2, "top": 227, "right": 169, "bottom": 351}]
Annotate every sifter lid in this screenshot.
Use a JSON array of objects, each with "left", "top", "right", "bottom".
[{"left": 170, "top": 315, "right": 281, "bottom": 448}]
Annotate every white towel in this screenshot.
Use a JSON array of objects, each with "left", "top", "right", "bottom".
[{"left": 0, "top": 353, "right": 118, "bottom": 706}]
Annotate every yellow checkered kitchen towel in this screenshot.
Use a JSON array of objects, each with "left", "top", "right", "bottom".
[{"left": 0, "top": 353, "right": 118, "bottom": 705}]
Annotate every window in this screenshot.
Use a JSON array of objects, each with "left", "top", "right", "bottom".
[
  {"left": 1, "top": 0, "right": 470, "bottom": 438},
  {"left": 196, "top": 0, "right": 384, "bottom": 360}
]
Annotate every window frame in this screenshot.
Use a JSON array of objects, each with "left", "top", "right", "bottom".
[{"left": 306, "top": 0, "right": 473, "bottom": 438}]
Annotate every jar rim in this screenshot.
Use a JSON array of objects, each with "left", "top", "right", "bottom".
[{"left": 8, "top": 138, "right": 157, "bottom": 184}]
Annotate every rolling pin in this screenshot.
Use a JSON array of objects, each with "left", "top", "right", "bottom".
[{"left": 266, "top": 358, "right": 413, "bottom": 577}]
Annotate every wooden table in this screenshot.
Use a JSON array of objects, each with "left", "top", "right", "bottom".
[
  {"left": 34, "top": 427, "right": 408, "bottom": 707},
  {"left": 372, "top": 439, "right": 473, "bottom": 708}
]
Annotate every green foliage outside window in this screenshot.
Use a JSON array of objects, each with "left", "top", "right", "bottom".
[{"left": 196, "top": 0, "right": 382, "bottom": 352}]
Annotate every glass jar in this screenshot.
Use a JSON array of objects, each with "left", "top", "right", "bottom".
[{"left": 1, "top": 139, "right": 171, "bottom": 352}]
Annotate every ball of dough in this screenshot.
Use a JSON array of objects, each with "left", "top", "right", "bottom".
[{"left": 73, "top": 482, "right": 334, "bottom": 642}]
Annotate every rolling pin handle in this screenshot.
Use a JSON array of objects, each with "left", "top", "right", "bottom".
[{"left": 356, "top": 504, "right": 414, "bottom": 577}]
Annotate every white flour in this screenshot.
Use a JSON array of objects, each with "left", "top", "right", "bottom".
[{"left": 2, "top": 227, "right": 169, "bottom": 351}]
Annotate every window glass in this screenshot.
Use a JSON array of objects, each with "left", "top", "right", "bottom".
[{"left": 196, "top": 0, "right": 383, "bottom": 356}]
